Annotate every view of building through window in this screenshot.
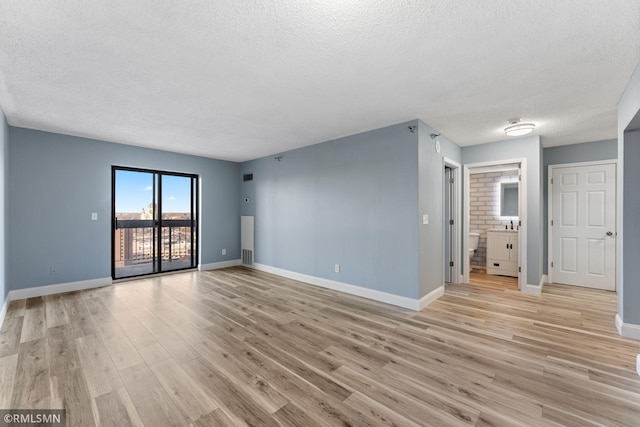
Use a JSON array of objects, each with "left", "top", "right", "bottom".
[{"left": 113, "top": 168, "right": 197, "bottom": 278}]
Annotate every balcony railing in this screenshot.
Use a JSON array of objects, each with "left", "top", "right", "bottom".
[{"left": 114, "top": 218, "right": 196, "bottom": 278}]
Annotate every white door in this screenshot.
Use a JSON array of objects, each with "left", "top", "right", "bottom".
[{"left": 551, "top": 163, "right": 616, "bottom": 290}]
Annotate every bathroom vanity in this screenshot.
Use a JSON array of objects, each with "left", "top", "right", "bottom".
[{"left": 486, "top": 229, "right": 519, "bottom": 277}]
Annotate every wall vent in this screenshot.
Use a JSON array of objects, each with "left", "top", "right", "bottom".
[
  {"left": 242, "top": 249, "right": 253, "bottom": 265},
  {"left": 241, "top": 216, "right": 254, "bottom": 266},
  {"left": 243, "top": 173, "right": 254, "bottom": 181}
]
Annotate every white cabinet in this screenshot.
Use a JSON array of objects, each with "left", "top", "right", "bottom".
[{"left": 486, "top": 231, "right": 519, "bottom": 277}]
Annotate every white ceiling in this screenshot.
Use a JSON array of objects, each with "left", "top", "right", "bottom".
[{"left": 0, "top": 1, "right": 639, "bottom": 162}]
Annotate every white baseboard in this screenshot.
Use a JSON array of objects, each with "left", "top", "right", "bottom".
[
  {"left": 8, "top": 277, "right": 112, "bottom": 301},
  {"left": 251, "top": 263, "right": 440, "bottom": 311},
  {"left": 198, "top": 259, "right": 241, "bottom": 271},
  {"left": 0, "top": 295, "right": 9, "bottom": 331},
  {"left": 523, "top": 284, "right": 542, "bottom": 296},
  {"left": 616, "top": 313, "right": 640, "bottom": 340},
  {"left": 419, "top": 286, "right": 445, "bottom": 310},
  {"left": 520, "top": 275, "right": 546, "bottom": 296}
]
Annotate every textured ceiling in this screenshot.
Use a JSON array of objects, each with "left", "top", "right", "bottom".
[{"left": 0, "top": 1, "right": 639, "bottom": 161}]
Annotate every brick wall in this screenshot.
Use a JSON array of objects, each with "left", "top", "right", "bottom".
[{"left": 469, "top": 170, "right": 519, "bottom": 268}]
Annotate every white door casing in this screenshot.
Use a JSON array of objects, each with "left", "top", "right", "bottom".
[
  {"left": 444, "top": 167, "right": 452, "bottom": 283},
  {"left": 464, "top": 158, "right": 526, "bottom": 291},
  {"left": 443, "top": 157, "right": 461, "bottom": 285},
  {"left": 550, "top": 162, "right": 616, "bottom": 291}
]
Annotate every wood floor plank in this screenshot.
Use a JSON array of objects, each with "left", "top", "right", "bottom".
[
  {"left": 113, "top": 311, "right": 157, "bottom": 348},
  {"left": 182, "top": 357, "right": 280, "bottom": 427},
  {"left": 272, "top": 401, "right": 328, "bottom": 427},
  {"left": 343, "top": 391, "right": 423, "bottom": 427},
  {"left": 219, "top": 338, "right": 384, "bottom": 427},
  {"left": 0, "top": 354, "right": 18, "bottom": 408},
  {"left": 75, "top": 334, "right": 123, "bottom": 398},
  {"left": 83, "top": 297, "right": 116, "bottom": 324},
  {"left": 243, "top": 320, "right": 341, "bottom": 374},
  {"left": 47, "top": 324, "right": 81, "bottom": 374},
  {"left": 62, "top": 294, "right": 98, "bottom": 339},
  {"left": 245, "top": 334, "right": 352, "bottom": 401},
  {"left": 45, "top": 294, "right": 70, "bottom": 328},
  {"left": 93, "top": 321, "right": 144, "bottom": 371},
  {"left": 20, "top": 297, "right": 46, "bottom": 343},
  {"left": 4, "top": 299, "right": 26, "bottom": 319},
  {"left": 94, "top": 387, "right": 144, "bottom": 427},
  {"left": 1, "top": 267, "right": 638, "bottom": 426},
  {"left": 0, "top": 316, "right": 23, "bottom": 358},
  {"left": 136, "top": 342, "right": 172, "bottom": 366},
  {"left": 188, "top": 334, "right": 290, "bottom": 415},
  {"left": 139, "top": 317, "right": 199, "bottom": 363},
  {"left": 383, "top": 357, "right": 544, "bottom": 422},
  {"left": 332, "top": 364, "right": 479, "bottom": 426},
  {"left": 541, "top": 404, "right": 605, "bottom": 427},
  {"left": 121, "top": 364, "right": 188, "bottom": 427},
  {"left": 149, "top": 359, "right": 218, "bottom": 422},
  {"left": 11, "top": 337, "right": 51, "bottom": 409},
  {"left": 49, "top": 368, "right": 96, "bottom": 427},
  {"left": 192, "top": 408, "right": 237, "bottom": 427}
]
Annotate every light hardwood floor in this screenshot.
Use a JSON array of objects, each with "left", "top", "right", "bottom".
[{"left": 1, "top": 267, "right": 639, "bottom": 426}]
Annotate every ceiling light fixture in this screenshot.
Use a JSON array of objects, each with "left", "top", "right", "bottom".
[{"left": 504, "top": 119, "right": 535, "bottom": 137}]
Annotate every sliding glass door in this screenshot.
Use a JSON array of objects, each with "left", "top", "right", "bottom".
[{"left": 112, "top": 167, "right": 198, "bottom": 279}]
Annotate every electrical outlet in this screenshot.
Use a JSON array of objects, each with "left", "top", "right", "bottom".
[
  {"left": 222, "top": 249, "right": 226, "bottom": 255},
  {"left": 335, "top": 264, "right": 340, "bottom": 273},
  {"left": 50, "top": 267, "right": 56, "bottom": 275}
]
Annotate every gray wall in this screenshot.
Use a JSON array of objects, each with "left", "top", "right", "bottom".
[
  {"left": 241, "top": 121, "right": 424, "bottom": 299},
  {"left": 8, "top": 127, "right": 240, "bottom": 290},
  {"left": 618, "top": 62, "right": 640, "bottom": 324},
  {"left": 417, "top": 122, "right": 461, "bottom": 297},
  {"left": 622, "top": 129, "right": 640, "bottom": 324},
  {"left": 542, "top": 139, "right": 617, "bottom": 273},
  {"left": 241, "top": 120, "right": 461, "bottom": 300},
  {"left": 462, "top": 136, "right": 542, "bottom": 286},
  {"left": 0, "top": 107, "right": 7, "bottom": 307}
]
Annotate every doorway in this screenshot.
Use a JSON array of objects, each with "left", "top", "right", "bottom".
[
  {"left": 112, "top": 167, "right": 198, "bottom": 279},
  {"left": 548, "top": 161, "right": 616, "bottom": 290},
  {"left": 443, "top": 158, "right": 461, "bottom": 284},
  {"left": 463, "top": 159, "right": 527, "bottom": 291}
]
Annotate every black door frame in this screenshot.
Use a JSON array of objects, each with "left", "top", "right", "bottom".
[{"left": 111, "top": 166, "right": 199, "bottom": 279}]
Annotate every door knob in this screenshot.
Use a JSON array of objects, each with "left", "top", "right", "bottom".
[{"left": 606, "top": 231, "right": 613, "bottom": 236}]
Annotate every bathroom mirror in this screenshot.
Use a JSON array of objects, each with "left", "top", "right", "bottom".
[{"left": 500, "top": 182, "right": 519, "bottom": 218}]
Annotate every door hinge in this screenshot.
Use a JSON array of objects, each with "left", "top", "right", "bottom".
[
  {"left": 519, "top": 266, "right": 521, "bottom": 272},
  {"left": 551, "top": 178, "right": 553, "bottom": 184},
  {"left": 519, "top": 220, "right": 521, "bottom": 227},
  {"left": 449, "top": 177, "right": 454, "bottom": 184},
  {"left": 519, "top": 175, "right": 522, "bottom": 181},
  {"left": 449, "top": 261, "right": 454, "bottom": 267},
  {"left": 551, "top": 262, "right": 554, "bottom": 268},
  {"left": 449, "top": 219, "right": 454, "bottom": 225},
  {"left": 551, "top": 220, "right": 553, "bottom": 226}
]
